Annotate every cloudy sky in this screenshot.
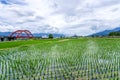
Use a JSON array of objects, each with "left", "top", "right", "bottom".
[{"left": 0, "top": 0, "right": 120, "bottom": 36}]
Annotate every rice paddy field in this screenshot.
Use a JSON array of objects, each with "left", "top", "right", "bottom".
[{"left": 0, "top": 38, "right": 120, "bottom": 80}]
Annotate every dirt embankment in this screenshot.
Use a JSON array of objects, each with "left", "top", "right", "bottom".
[{"left": 58, "top": 39, "right": 69, "bottom": 42}]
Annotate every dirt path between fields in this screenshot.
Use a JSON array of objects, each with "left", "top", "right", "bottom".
[{"left": 58, "top": 39, "right": 69, "bottom": 42}]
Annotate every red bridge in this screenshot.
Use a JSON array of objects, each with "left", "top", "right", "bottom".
[{"left": 10, "top": 30, "right": 34, "bottom": 39}]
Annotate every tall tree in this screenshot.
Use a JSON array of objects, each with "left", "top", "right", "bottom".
[{"left": 48, "top": 34, "right": 53, "bottom": 39}]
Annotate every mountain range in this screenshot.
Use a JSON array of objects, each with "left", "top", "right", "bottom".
[
  {"left": 1, "top": 27, "right": 120, "bottom": 37},
  {"left": 90, "top": 27, "right": 120, "bottom": 36},
  {"left": 0, "top": 32, "right": 65, "bottom": 38}
]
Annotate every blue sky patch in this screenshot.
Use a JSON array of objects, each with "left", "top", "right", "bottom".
[{"left": 0, "top": 0, "right": 10, "bottom": 5}]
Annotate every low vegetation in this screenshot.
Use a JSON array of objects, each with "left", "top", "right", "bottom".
[{"left": 0, "top": 38, "right": 120, "bottom": 80}]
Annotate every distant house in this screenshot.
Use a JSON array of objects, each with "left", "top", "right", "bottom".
[{"left": 41, "top": 35, "right": 48, "bottom": 39}]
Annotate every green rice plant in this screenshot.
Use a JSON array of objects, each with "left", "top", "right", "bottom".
[{"left": 0, "top": 38, "right": 120, "bottom": 79}]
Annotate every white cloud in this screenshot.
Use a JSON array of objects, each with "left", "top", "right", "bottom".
[{"left": 0, "top": 0, "right": 120, "bottom": 36}]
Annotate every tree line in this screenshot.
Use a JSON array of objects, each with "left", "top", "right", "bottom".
[{"left": 108, "top": 32, "right": 120, "bottom": 36}]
